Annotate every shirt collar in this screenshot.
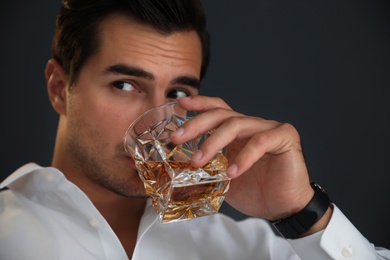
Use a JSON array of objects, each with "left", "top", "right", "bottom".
[
  {"left": 1, "top": 162, "right": 161, "bottom": 240},
  {"left": 0, "top": 162, "right": 43, "bottom": 189}
]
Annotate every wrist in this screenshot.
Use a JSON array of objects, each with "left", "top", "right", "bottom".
[
  {"left": 271, "top": 182, "right": 332, "bottom": 239},
  {"left": 301, "top": 204, "right": 333, "bottom": 237}
]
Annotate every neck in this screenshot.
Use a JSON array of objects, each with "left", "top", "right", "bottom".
[
  {"left": 52, "top": 148, "right": 147, "bottom": 258},
  {"left": 90, "top": 189, "right": 147, "bottom": 230},
  {"left": 62, "top": 168, "right": 147, "bottom": 227},
  {"left": 86, "top": 181, "right": 147, "bottom": 258},
  {"left": 67, "top": 171, "right": 147, "bottom": 258}
]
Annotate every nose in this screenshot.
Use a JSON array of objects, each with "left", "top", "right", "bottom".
[
  {"left": 150, "top": 96, "right": 170, "bottom": 109},
  {"left": 139, "top": 96, "right": 173, "bottom": 115}
]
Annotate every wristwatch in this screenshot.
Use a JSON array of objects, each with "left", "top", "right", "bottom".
[{"left": 271, "top": 182, "right": 331, "bottom": 239}]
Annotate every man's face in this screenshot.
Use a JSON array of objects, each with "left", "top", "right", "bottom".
[{"left": 61, "top": 14, "right": 202, "bottom": 197}]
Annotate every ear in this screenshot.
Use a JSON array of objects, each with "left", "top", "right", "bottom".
[{"left": 45, "top": 59, "right": 68, "bottom": 115}]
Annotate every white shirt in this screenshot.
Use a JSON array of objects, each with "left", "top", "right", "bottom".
[{"left": 0, "top": 163, "right": 388, "bottom": 260}]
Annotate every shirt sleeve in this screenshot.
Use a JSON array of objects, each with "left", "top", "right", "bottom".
[{"left": 287, "top": 205, "right": 390, "bottom": 260}]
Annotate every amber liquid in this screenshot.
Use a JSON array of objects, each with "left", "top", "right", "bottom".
[{"left": 136, "top": 153, "right": 231, "bottom": 223}]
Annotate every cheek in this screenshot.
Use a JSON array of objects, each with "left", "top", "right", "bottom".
[
  {"left": 87, "top": 105, "right": 130, "bottom": 144},
  {"left": 67, "top": 89, "right": 144, "bottom": 147},
  {"left": 82, "top": 99, "right": 140, "bottom": 144},
  {"left": 67, "top": 96, "right": 117, "bottom": 145}
]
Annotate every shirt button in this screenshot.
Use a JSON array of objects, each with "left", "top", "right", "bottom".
[
  {"left": 341, "top": 246, "right": 353, "bottom": 258},
  {"left": 45, "top": 172, "right": 55, "bottom": 182},
  {"left": 89, "top": 218, "right": 99, "bottom": 228}
]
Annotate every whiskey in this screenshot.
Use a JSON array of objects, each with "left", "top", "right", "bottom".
[{"left": 136, "top": 153, "right": 231, "bottom": 223}]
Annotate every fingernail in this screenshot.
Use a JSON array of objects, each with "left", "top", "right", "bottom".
[
  {"left": 191, "top": 150, "right": 203, "bottom": 162},
  {"left": 171, "top": 128, "right": 184, "bottom": 138},
  {"left": 227, "top": 164, "right": 238, "bottom": 177}
]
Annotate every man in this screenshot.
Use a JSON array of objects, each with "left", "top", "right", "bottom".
[{"left": 0, "top": 0, "right": 388, "bottom": 259}]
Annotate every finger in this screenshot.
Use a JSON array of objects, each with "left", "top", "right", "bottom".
[
  {"left": 188, "top": 115, "right": 280, "bottom": 168},
  {"left": 189, "top": 117, "right": 238, "bottom": 168},
  {"left": 170, "top": 106, "right": 239, "bottom": 143},
  {"left": 227, "top": 123, "right": 301, "bottom": 178},
  {"left": 177, "top": 95, "right": 231, "bottom": 112},
  {"left": 189, "top": 115, "right": 279, "bottom": 167}
]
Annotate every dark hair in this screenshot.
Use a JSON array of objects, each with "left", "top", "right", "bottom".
[{"left": 51, "top": 0, "right": 210, "bottom": 86}]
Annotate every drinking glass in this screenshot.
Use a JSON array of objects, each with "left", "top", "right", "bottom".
[{"left": 124, "top": 102, "right": 231, "bottom": 223}]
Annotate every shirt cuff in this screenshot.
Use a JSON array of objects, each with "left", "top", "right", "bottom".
[{"left": 287, "top": 204, "right": 380, "bottom": 259}]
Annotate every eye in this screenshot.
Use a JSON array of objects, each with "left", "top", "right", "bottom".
[
  {"left": 167, "top": 89, "right": 189, "bottom": 99},
  {"left": 112, "top": 81, "right": 135, "bottom": 92}
]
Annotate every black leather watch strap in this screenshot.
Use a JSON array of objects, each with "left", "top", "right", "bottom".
[{"left": 271, "top": 182, "right": 331, "bottom": 239}]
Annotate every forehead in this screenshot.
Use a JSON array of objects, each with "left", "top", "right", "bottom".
[{"left": 92, "top": 13, "right": 202, "bottom": 75}]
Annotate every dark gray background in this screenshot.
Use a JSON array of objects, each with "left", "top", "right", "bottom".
[{"left": 1, "top": 0, "right": 389, "bottom": 248}]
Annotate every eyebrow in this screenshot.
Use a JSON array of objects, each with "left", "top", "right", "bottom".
[
  {"left": 104, "top": 63, "right": 200, "bottom": 90},
  {"left": 172, "top": 75, "right": 200, "bottom": 90},
  {"left": 105, "top": 64, "right": 154, "bottom": 80}
]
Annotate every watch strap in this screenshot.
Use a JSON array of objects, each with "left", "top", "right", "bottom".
[{"left": 271, "top": 182, "right": 331, "bottom": 239}]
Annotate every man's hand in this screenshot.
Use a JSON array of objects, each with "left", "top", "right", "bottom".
[{"left": 171, "top": 96, "right": 317, "bottom": 223}]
